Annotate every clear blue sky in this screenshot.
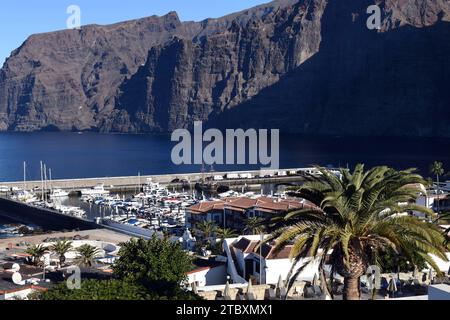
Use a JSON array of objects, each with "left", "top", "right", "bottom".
[{"left": 0, "top": 0, "right": 270, "bottom": 65}]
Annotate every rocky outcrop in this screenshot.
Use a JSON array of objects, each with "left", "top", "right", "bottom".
[
  {"left": 115, "top": 0, "right": 324, "bottom": 132},
  {"left": 209, "top": 0, "right": 450, "bottom": 137},
  {"left": 0, "top": 0, "right": 449, "bottom": 136},
  {"left": 0, "top": 11, "right": 201, "bottom": 132}
]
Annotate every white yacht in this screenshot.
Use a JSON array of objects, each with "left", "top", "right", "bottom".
[
  {"left": 50, "top": 188, "right": 69, "bottom": 198},
  {"left": 81, "top": 184, "right": 110, "bottom": 196}
]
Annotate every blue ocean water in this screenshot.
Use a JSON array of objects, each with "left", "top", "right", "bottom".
[{"left": 0, "top": 132, "right": 449, "bottom": 182}]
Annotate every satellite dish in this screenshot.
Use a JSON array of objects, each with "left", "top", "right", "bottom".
[
  {"left": 12, "top": 272, "right": 23, "bottom": 285},
  {"left": 11, "top": 263, "right": 20, "bottom": 272}
]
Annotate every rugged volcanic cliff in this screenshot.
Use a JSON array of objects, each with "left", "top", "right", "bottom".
[{"left": 0, "top": 0, "right": 450, "bottom": 136}]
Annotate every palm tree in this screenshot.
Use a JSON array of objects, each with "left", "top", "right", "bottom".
[
  {"left": 51, "top": 240, "right": 73, "bottom": 266},
  {"left": 437, "top": 212, "right": 450, "bottom": 245},
  {"left": 216, "top": 228, "right": 238, "bottom": 240},
  {"left": 265, "top": 164, "right": 449, "bottom": 300},
  {"left": 212, "top": 228, "right": 238, "bottom": 255},
  {"left": 196, "top": 220, "right": 217, "bottom": 246},
  {"left": 244, "top": 216, "right": 266, "bottom": 235},
  {"left": 75, "top": 244, "right": 101, "bottom": 267},
  {"left": 430, "top": 161, "right": 444, "bottom": 213},
  {"left": 26, "top": 244, "right": 47, "bottom": 266}
]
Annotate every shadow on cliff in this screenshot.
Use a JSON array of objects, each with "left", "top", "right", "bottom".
[{"left": 206, "top": 0, "right": 450, "bottom": 137}]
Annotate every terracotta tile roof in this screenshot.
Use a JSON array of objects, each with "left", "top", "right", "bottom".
[
  {"left": 233, "top": 237, "right": 293, "bottom": 260},
  {"left": 260, "top": 243, "right": 273, "bottom": 258},
  {"left": 186, "top": 267, "right": 210, "bottom": 275},
  {"left": 0, "top": 285, "right": 47, "bottom": 295},
  {"left": 187, "top": 257, "right": 226, "bottom": 275},
  {"left": 8, "top": 252, "right": 32, "bottom": 258},
  {"left": 232, "top": 237, "right": 252, "bottom": 251},
  {"left": 225, "top": 197, "right": 260, "bottom": 209},
  {"left": 189, "top": 196, "right": 312, "bottom": 215},
  {"left": 188, "top": 200, "right": 225, "bottom": 214},
  {"left": 244, "top": 241, "right": 259, "bottom": 254},
  {"left": 266, "top": 245, "right": 293, "bottom": 260}
]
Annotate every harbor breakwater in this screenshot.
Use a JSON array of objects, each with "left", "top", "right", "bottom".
[
  {"left": 0, "top": 197, "right": 156, "bottom": 238},
  {"left": 0, "top": 197, "right": 98, "bottom": 232},
  {"left": 0, "top": 167, "right": 317, "bottom": 193}
]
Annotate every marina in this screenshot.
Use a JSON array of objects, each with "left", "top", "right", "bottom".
[{"left": 0, "top": 167, "right": 316, "bottom": 238}]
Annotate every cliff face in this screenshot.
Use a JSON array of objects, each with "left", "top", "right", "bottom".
[
  {"left": 115, "top": 0, "right": 324, "bottom": 132},
  {"left": 0, "top": 0, "right": 450, "bottom": 136},
  {"left": 210, "top": 0, "right": 450, "bottom": 137},
  {"left": 0, "top": 12, "right": 200, "bottom": 131}
]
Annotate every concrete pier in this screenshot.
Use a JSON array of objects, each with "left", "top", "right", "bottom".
[
  {"left": 0, "top": 167, "right": 319, "bottom": 192},
  {"left": 0, "top": 197, "right": 98, "bottom": 231}
]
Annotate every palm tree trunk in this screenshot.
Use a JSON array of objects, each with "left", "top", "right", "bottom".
[
  {"left": 320, "top": 266, "right": 333, "bottom": 299},
  {"left": 436, "top": 174, "right": 440, "bottom": 213},
  {"left": 343, "top": 277, "right": 360, "bottom": 300}
]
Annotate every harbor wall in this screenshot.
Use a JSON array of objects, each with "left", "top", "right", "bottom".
[
  {"left": 0, "top": 167, "right": 319, "bottom": 192},
  {"left": 0, "top": 197, "right": 99, "bottom": 231}
]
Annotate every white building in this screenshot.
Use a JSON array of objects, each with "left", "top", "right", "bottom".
[
  {"left": 223, "top": 235, "right": 320, "bottom": 285},
  {"left": 186, "top": 258, "right": 227, "bottom": 287}
]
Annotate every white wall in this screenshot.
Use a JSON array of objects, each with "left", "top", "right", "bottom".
[
  {"left": 187, "top": 269, "right": 209, "bottom": 287},
  {"left": 4, "top": 288, "right": 36, "bottom": 300},
  {"left": 187, "top": 265, "right": 228, "bottom": 287},
  {"left": 205, "top": 265, "right": 227, "bottom": 286},
  {"left": 416, "top": 195, "right": 435, "bottom": 209},
  {"left": 265, "top": 257, "right": 320, "bottom": 284},
  {"left": 222, "top": 238, "right": 247, "bottom": 284}
]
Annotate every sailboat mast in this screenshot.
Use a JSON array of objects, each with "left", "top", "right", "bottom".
[
  {"left": 49, "top": 168, "right": 52, "bottom": 193},
  {"left": 40, "top": 161, "right": 44, "bottom": 200},
  {"left": 23, "top": 161, "right": 26, "bottom": 191},
  {"left": 44, "top": 164, "right": 47, "bottom": 202},
  {"left": 201, "top": 162, "right": 205, "bottom": 183},
  {"left": 138, "top": 172, "right": 141, "bottom": 192}
]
